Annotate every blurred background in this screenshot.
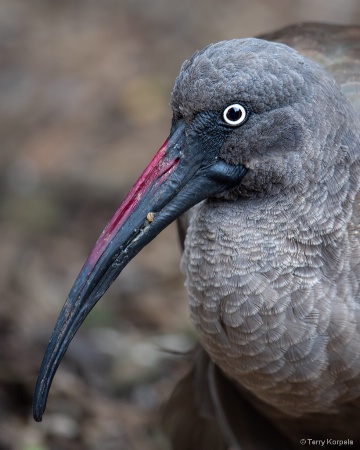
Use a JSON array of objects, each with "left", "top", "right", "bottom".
[{"left": 1, "top": 1, "right": 360, "bottom": 449}]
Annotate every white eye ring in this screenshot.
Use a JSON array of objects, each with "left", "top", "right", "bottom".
[{"left": 223, "top": 103, "right": 247, "bottom": 126}]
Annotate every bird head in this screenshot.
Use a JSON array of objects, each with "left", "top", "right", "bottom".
[
  {"left": 171, "top": 38, "right": 354, "bottom": 199},
  {"left": 33, "top": 38, "right": 356, "bottom": 421}
]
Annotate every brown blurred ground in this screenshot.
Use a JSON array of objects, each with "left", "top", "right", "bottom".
[{"left": 1, "top": 1, "right": 360, "bottom": 449}]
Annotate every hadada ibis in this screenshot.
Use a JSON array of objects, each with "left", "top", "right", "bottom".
[{"left": 33, "top": 23, "right": 360, "bottom": 449}]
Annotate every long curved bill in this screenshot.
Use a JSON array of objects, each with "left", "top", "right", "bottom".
[{"left": 33, "top": 119, "right": 247, "bottom": 421}]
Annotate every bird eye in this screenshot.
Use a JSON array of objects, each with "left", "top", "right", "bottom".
[{"left": 223, "top": 104, "right": 247, "bottom": 126}]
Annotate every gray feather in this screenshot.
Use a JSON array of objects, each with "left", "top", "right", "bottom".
[{"left": 166, "top": 23, "right": 360, "bottom": 449}]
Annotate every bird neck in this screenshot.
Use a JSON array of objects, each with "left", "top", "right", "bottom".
[{"left": 183, "top": 174, "right": 360, "bottom": 416}]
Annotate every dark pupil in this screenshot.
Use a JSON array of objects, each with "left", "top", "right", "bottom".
[{"left": 227, "top": 106, "right": 242, "bottom": 122}]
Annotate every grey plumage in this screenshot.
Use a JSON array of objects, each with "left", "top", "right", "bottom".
[{"left": 166, "top": 24, "right": 360, "bottom": 449}]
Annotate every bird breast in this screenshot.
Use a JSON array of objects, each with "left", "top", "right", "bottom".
[{"left": 182, "top": 195, "right": 360, "bottom": 416}]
